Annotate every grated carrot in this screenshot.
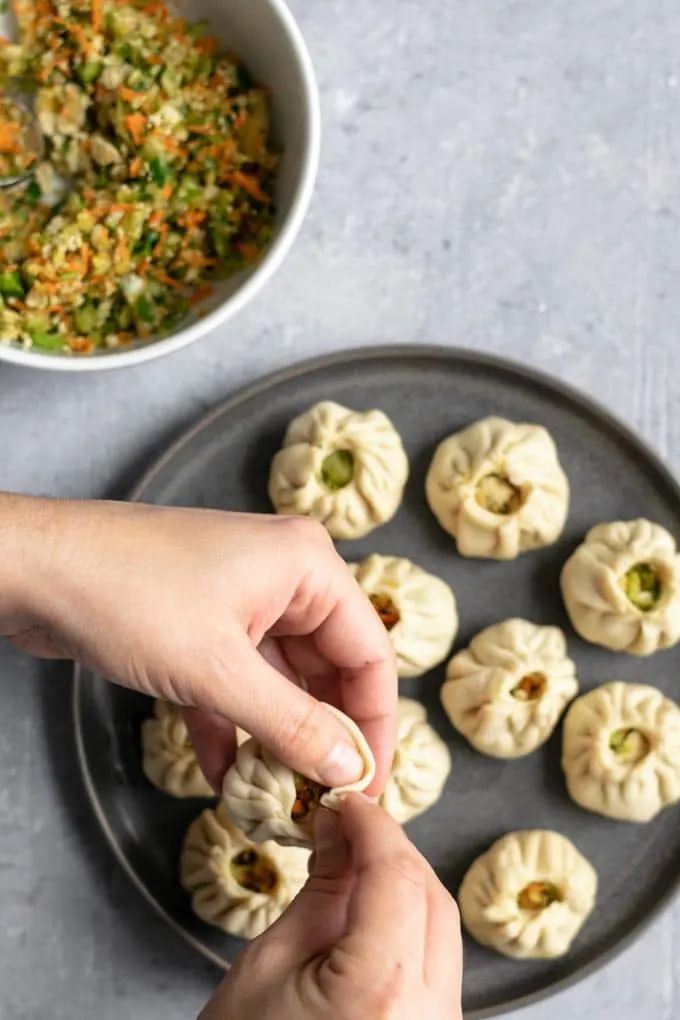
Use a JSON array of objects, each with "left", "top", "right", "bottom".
[
  {"left": 229, "top": 171, "right": 270, "bottom": 204},
  {"left": 125, "top": 113, "right": 146, "bottom": 145}
]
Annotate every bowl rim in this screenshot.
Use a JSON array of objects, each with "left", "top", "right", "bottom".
[{"left": 0, "top": 0, "right": 320, "bottom": 373}]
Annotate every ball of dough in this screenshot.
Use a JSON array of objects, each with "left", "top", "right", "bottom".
[
  {"left": 380, "top": 698, "right": 451, "bottom": 823},
  {"left": 141, "top": 700, "right": 213, "bottom": 799},
  {"left": 562, "top": 681, "right": 680, "bottom": 823},
  {"left": 459, "top": 830, "right": 597, "bottom": 959},
  {"left": 180, "top": 804, "right": 310, "bottom": 939},
  {"left": 425, "top": 416, "right": 569, "bottom": 560},
  {"left": 561, "top": 519, "right": 680, "bottom": 656},
  {"left": 347, "top": 554, "right": 458, "bottom": 678},
  {"left": 268, "top": 401, "right": 409, "bottom": 540},
  {"left": 441, "top": 619, "right": 579, "bottom": 758},
  {"left": 221, "top": 705, "right": 376, "bottom": 848}
]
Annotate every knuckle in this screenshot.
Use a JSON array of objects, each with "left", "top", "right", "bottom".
[
  {"left": 386, "top": 850, "right": 428, "bottom": 892},
  {"left": 281, "top": 697, "right": 328, "bottom": 756},
  {"left": 280, "top": 514, "right": 331, "bottom": 548}
]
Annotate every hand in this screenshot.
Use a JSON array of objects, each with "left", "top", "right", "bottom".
[
  {"left": 0, "top": 495, "right": 396, "bottom": 793},
  {"left": 200, "top": 794, "right": 463, "bottom": 1020}
]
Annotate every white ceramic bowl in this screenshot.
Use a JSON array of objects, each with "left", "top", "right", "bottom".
[{"left": 0, "top": 0, "right": 320, "bottom": 371}]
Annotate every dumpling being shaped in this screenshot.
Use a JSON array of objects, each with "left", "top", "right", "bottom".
[
  {"left": 459, "top": 829, "right": 597, "bottom": 959},
  {"left": 221, "top": 704, "right": 376, "bottom": 848},
  {"left": 441, "top": 619, "right": 579, "bottom": 758},
  {"left": 380, "top": 698, "right": 451, "bottom": 823},
  {"left": 142, "top": 700, "right": 214, "bottom": 799},
  {"left": 560, "top": 519, "right": 680, "bottom": 656},
  {"left": 347, "top": 554, "right": 458, "bottom": 678},
  {"left": 268, "top": 400, "right": 409, "bottom": 540},
  {"left": 562, "top": 681, "right": 680, "bottom": 822},
  {"left": 425, "top": 416, "right": 569, "bottom": 559},
  {"left": 180, "top": 803, "right": 310, "bottom": 939}
]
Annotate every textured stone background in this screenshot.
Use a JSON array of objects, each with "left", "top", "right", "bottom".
[{"left": 0, "top": 0, "right": 678, "bottom": 1016}]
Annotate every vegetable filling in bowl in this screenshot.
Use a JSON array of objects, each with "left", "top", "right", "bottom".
[{"left": 0, "top": 0, "right": 277, "bottom": 354}]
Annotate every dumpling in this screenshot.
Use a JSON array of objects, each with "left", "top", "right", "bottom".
[
  {"left": 425, "top": 416, "right": 569, "bottom": 559},
  {"left": 560, "top": 519, "right": 680, "bottom": 656},
  {"left": 141, "top": 700, "right": 214, "bottom": 799},
  {"left": 441, "top": 619, "right": 578, "bottom": 758},
  {"left": 268, "top": 401, "right": 409, "bottom": 540},
  {"left": 347, "top": 554, "right": 458, "bottom": 678},
  {"left": 221, "top": 705, "right": 376, "bottom": 848},
  {"left": 458, "top": 830, "right": 597, "bottom": 960},
  {"left": 562, "top": 682, "right": 680, "bottom": 822},
  {"left": 180, "top": 803, "right": 310, "bottom": 939},
  {"left": 380, "top": 698, "right": 451, "bottom": 823}
]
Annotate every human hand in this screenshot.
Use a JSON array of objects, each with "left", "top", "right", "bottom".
[
  {"left": 199, "top": 794, "right": 463, "bottom": 1020},
  {"left": 0, "top": 495, "right": 396, "bottom": 793}
]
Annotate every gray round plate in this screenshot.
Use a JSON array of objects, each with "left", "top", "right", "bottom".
[{"left": 73, "top": 345, "right": 680, "bottom": 1018}]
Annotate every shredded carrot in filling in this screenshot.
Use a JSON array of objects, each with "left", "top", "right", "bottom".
[
  {"left": 291, "top": 773, "right": 328, "bottom": 822},
  {"left": 0, "top": 0, "right": 277, "bottom": 354}
]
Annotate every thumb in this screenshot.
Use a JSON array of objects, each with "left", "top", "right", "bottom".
[
  {"left": 251, "top": 807, "right": 354, "bottom": 967},
  {"left": 226, "top": 637, "right": 366, "bottom": 788}
]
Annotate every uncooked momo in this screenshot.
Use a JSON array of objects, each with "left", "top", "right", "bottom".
[
  {"left": 441, "top": 619, "right": 578, "bottom": 758},
  {"left": 180, "top": 804, "right": 310, "bottom": 939},
  {"left": 425, "top": 416, "right": 569, "bottom": 559},
  {"left": 380, "top": 698, "right": 451, "bottom": 823},
  {"left": 221, "top": 705, "right": 376, "bottom": 848},
  {"left": 458, "top": 830, "right": 597, "bottom": 960},
  {"left": 268, "top": 401, "right": 409, "bottom": 539},
  {"left": 561, "top": 519, "right": 680, "bottom": 656},
  {"left": 142, "top": 700, "right": 213, "bottom": 799},
  {"left": 562, "top": 682, "right": 680, "bottom": 823},
  {"left": 348, "top": 554, "right": 458, "bottom": 677}
]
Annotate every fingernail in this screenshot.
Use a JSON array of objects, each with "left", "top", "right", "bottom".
[{"left": 319, "top": 741, "right": 364, "bottom": 787}]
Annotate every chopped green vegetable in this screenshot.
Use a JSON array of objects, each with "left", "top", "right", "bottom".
[
  {"left": 0, "top": 271, "right": 25, "bottom": 299},
  {"left": 25, "top": 180, "right": 41, "bottom": 206},
  {"left": 76, "top": 61, "right": 103, "bottom": 85},
  {"left": 29, "top": 330, "right": 64, "bottom": 350},
  {"left": 149, "top": 157, "right": 167, "bottom": 187},
  {"left": 623, "top": 562, "right": 662, "bottom": 611},
  {"left": 135, "top": 296, "right": 155, "bottom": 322}
]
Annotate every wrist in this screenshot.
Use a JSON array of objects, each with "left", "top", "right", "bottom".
[{"left": 0, "top": 493, "right": 63, "bottom": 623}]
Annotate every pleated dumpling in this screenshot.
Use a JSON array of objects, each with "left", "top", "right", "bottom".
[
  {"left": 561, "top": 519, "right": 680, "bottom": 656},
  {"left": 425, "top": 417, "right": 569, "bottom": 559},
  {"left": 141, "top": 700, "right": 214, "bottom": 799},
  {"left": 180, "top": 804, "right": 310, "bottom": 939},
  {"left": 562, "top": 682, "right": 680, "bottom": 822},
  {"left": 221, "top": 705, "right": 376, "bottom": 848},
  {"left": 459, "top": 830, "right": 597, "bottom": 959},
  {"left": 348, "top": 554, "right": 458, "bottom": 677},
  {"left": 441, "top": 619, "right": 578, "bottom": 758},
  {"left": 268, "top": 401, "right": 409, "bottom": 540},
  {"left": 380, "top": 698, "right": 451, "bottom": 823}
]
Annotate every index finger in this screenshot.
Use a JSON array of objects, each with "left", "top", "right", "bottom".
[{"left": 274, "top": 549, "right": 397, "bottom": 794}]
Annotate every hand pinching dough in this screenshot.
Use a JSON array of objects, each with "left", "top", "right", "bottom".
[
  {"left": 441, "top": 619, "right": 578, "bottom": 758},
  {"left": 268, "top": 401, "right": 409, "bottom": 539},
  {"left": 459, "top": 830, "right": 597, "bottom": 960},
  {"left": 562, "top": 682, "right": 680, "bottom": 823},
  {"left": 347, "top": 554, "right": 458, "bottom": 677},
  {"left": 561, "top": 519, "right": 680, "bottom": 656},
  {"left": 425, "top": 416, "right": 569, "bottom": 559},
  {"left": 221, "top": 705, "right": 376, "bottom": 848},
  {"left": 180, "top": 804, "right": 310, "bottom": 939},
  {"left": 380, "top": 698, "right": 451, "bottom": 823},
  {"left": 142, "top": 700, "right": 214, "bottom": 799}
]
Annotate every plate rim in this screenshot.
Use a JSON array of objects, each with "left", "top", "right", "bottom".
[{"left": 72, "top": 342, "right": 680, "bottom": 1018}]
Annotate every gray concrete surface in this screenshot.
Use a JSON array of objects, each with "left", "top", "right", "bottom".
[{"left": 0, "top": 0, "right": 678, "bottom": 1016}]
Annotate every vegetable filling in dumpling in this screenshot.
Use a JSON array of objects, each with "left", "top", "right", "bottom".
[
  {"left": 230, "top": 849, "right": 279, "bottom": 895},
  {"left": 319, "top": 449, "right": 354, "bottom": 490},
  {"left": 475, "top": 472, "right": 526, "bottom": 515},
  {"left": 517, "top": 881, "right": 563, "bottom": 911},
  {"left": 608, "top": 727, "right": 650, "bottom": 765},
  {"left": 291, "top": 774, "right": 329, "bottom": 823},
  {"left": 510, "top": 671, "right": 548, "bottom": 701},
  {"left": 368, "top": 591, "right": 401, "bottom": 631},
  {"left": 621, "top": 561, "right": 662, "bottom": 612}
]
